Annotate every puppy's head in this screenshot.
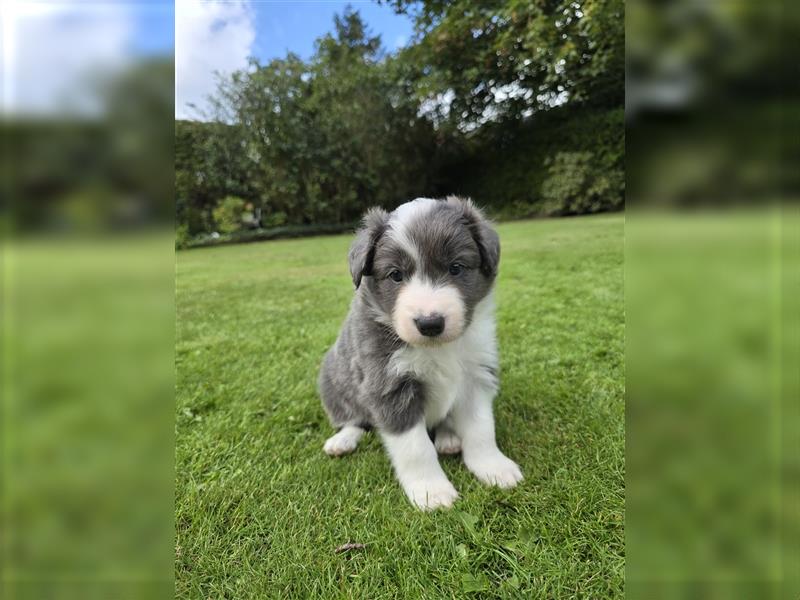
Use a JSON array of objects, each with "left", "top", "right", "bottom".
[{"left": 349, "top": 197, "right": 499, "bottom": 346}]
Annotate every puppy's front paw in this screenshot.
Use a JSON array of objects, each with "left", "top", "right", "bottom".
[
  {"left": 403, "top": 477, "right": 459, "bottom": 511},
  {"left": 466, "top": 452, "right": 523, "bottom": 488}
]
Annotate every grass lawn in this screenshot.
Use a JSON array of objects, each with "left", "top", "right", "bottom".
[{"left": 175, "top": 214, "right": 625, "bottom": 599}]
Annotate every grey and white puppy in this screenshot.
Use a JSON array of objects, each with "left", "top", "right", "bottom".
[{"left": 319, "top": 197, "right": 523, "bottom": 510}]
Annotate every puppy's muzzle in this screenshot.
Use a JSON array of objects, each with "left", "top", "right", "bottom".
[{"left": 414, "top": 314, "right": 445, "bottom": 337}]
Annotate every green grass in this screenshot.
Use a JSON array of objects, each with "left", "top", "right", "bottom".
[{"left": 175, "top": 214, "right": 625, "bottom": 599}]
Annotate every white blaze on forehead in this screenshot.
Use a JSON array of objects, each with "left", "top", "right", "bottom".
[
  {"left": 392, "top": 197, "right": 438, "bottom": 223},
  {"left": 386, "top": 198, "right": 438, "bottom": 264},
  {"left": 393, "top": 276, "right": 466, "bottom": 345}
]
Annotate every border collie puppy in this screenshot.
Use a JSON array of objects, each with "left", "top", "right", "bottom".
[{"left": 319, "top": 197, "right": 523, "bottom": 510}]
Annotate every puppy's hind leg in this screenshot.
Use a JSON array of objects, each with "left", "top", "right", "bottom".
[
  {"left": 324, "top": 424, "right": 366, "bottom": 457},
  {"left": 434, "top": 419, "right": 462, "bottom": 455}
]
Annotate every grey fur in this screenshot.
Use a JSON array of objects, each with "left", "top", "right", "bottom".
[
  {"left": 348, "top": 207, "right": 389, "bottom": 289},
  {"left": 319, "top": 197, "right": 500, "bottom": 434}
]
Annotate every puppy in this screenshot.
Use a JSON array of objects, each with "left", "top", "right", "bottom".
[{"left": 318, "top": 197, "right": 523, "bottom": 510}]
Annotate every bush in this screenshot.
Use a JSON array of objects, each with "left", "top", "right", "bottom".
[
  {"left": 212, "top": 196, "right": 246, "bottom": 234},
  {"left": 176, "top": 224, "right": 191, "bottom": 249},
  {"left": 177, "top": 105, "right": 623, "bottom": 237},
  {"left": 541, "top": 151, "right": 624, "bottom": 215},
  {"left": 445, "top": 106, "right": 625, "bottom": 220},
  {"left": 262, "top": 210, "right": 288, "bottom": 228},
  {"left": 180, "top": 223, "right": 356, "bottom": 249}
]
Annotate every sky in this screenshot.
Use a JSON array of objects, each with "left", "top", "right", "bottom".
[
  {"left": 176, "top": 0, "right": 415, "bottom": 120},
  {"left": 1, "top": 1, "right": 413, "bottom": 119},
  {"left": 252, "top": 2, "right": 413, "bottom": 64}
]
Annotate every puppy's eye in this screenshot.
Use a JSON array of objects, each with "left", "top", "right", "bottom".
[
  {"left": 449, "top": 263, "right": 465, "bottom": 276},
  {"left": 388, "top": 270, "right": 404, "bottom": 282}
]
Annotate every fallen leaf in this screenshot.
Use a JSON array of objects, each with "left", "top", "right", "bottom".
[{"left": 334, "top": 543, "right": 366, "bottom": 554}]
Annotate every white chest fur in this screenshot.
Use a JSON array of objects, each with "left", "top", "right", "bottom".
[{"left": 389, "top": 294, "right": 498, "bottom": 428}]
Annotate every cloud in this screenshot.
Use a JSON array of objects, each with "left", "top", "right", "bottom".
[
  {"left": 1, "top": 1, "right": 135, "bottom": 117},
  {"left": 175, "top": 0, "right": 255, "bottom": 120}
]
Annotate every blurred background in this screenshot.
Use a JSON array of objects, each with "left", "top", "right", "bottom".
[
  {"left": 1, "top": 0, "right": 798, "bottom": 598},
  {"left": 626, "top": 0, "right": 798, "bottom": 597},
  {"left": 1, "top": 1, "right": 175, "bottom": 598}
]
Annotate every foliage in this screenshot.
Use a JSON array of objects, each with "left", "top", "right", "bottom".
[
  {"left": 201, "top": 9, "right": 437, "bottom": 229},
  {"left": 212, "top": 196, "right": 247, "bottom": 234},
  {"left": 382, "top": 0, "right": 625, "bottom": 129},
  {"left": 176, "top": 215, "right": 625, "bottom": 598},
  {"left": 176, "top": 120, "right": 252, "bottom": 235},
  {"left": 541, "top": 151, "right": 624, "bottom": 215},
  {"left": 441, "top": 106, "right": 624, "bottom": 219},
  {"left": 176, "top": 224, "right": 191, "bottom": 249},
  {"left": 262, "top": 210, "right": 288, "bottom": 228},
  {"left": 175, "top": 5, "right": 625, "bottom": 241}
]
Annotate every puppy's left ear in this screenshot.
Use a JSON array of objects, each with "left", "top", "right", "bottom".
[
  {"left": 448, "top": 196, "right": 500, "bottom": 277},
  {"left": 349, "top": 207, "right": 389, "bottom": 288}
]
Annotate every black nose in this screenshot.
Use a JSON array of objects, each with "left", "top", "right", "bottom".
[{"left": 414, "top": 314, "right": 445, "bottom": 337}]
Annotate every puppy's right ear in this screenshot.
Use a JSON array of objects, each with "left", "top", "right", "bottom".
[{"left": 349, "top": 207, "right": 389, "bottom": 289}]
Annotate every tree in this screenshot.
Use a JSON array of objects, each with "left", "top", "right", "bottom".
[
  {"left": 202, "top": 7, "right": 436, "bottom": 227},
  {"left": 382, "top": 0, "right": 624, "bottom": 129},
  {"left": 176, "top": 120, "right": 252, "bottom": 234}
]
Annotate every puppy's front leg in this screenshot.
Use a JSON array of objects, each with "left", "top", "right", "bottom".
[
  {"left": 380, "top": 421, "right": 459, "bottom": 511},
  {"left": 451, "top": 385, "right": 523, "bottom": 489}
]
